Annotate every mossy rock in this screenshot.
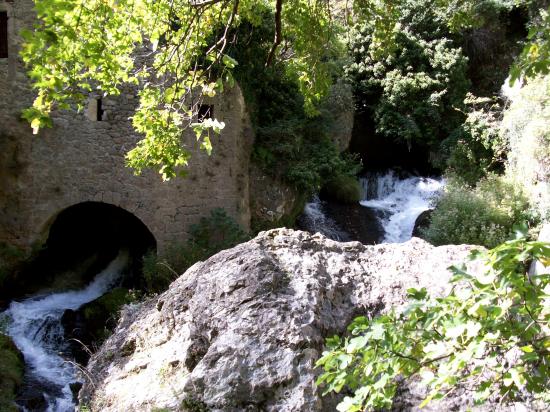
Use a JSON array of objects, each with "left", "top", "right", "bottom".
[
  {"left": 81, "top": 288, "right": 137, "bottom": 340},
  {"left": 0, "top": 334, "right": 25, "bottom": 412},
  {"left": 321, "top": 175, "right": 361, "bottom": 204}
]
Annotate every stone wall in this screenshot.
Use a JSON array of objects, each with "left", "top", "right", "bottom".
[{"left": 0, "top": 0, "right": 254, "bottom": 255}]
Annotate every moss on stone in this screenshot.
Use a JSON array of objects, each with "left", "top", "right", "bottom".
[
  {"left": 81, "top": 288, "right": 138, "bottom": 342},
  {"left": 0, "top": 334, "right": 24, "bottom": 412},
  {"left": 321, "top": 175, "right": 361, "bottom": 204}
]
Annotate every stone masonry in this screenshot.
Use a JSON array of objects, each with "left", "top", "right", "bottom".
[{"left": 0, "top": 0, "right": 254, "bottom": 255}]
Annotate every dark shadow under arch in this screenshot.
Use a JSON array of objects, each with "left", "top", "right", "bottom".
[{"left": 1, "top": 202, "right": 156, "bottom": 303}]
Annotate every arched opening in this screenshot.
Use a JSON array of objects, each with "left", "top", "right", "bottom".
[
  {"left": 3, "top": 204, "right": 157, "bottom": 409},
  {"left": 2, "top": 202, "right": 156, "bottom": 301}
]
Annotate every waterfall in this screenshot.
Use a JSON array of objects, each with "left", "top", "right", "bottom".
[
  {"left": 298, "top": 195, "right": 349, "bottom": 241},
  {"left": 360, "top": 171, "right": 444, "bottom": 243},
  {"left": 2, "top": 251, "right": 128, "bottom": 412}
]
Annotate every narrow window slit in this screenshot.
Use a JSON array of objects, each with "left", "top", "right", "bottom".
[
  {"left": 198, "top": 105, "right": 214, "bottom": 122},
  {"left": 0, "top": 11, "right": 8, "bottom": 59},
  {"left": 96, "top": 98, "right": 104, "bottom": 121}
]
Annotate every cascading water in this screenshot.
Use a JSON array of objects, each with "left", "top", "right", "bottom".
[
  {"left": 360, "top": 171, "right": 444, "bottom": 242},
  {"left": 299, "top": 196, "right": 349, "bottom": 241},
  {"left": 2, "top": 251, "right": 128, "bottom": 412}
]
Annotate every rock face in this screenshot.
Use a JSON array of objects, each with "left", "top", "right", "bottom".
[
  {"left": 412, "top": 209, "right": 433, "bottom": 238},
  {"left": 79, "top": 229, "right": 480, "bottom": 411},
  {"left": 249, "top": 163, "right": 305, "bottom": 231}
]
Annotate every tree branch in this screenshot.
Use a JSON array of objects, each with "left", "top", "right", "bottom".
[
  {"left": 189, "top": 0, "right": 224, "bottom": 6},
  {"left": 266, "top": 0, "right": 283, "bottom": 66}
]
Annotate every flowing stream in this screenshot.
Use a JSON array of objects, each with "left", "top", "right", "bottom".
[
  {"left": 360, "top": 171, "right": 444, "bottom": 242},
  {"left": 298, "top": 195, "right": 349, "bottom": 241},
  {"left": 2, "top": 251, "right": 128, "bottom": 412},
  {"left": 300, "top": 171, "right": 444, "bottom": 243}
]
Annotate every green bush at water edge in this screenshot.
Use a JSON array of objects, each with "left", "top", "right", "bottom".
[
  {"left": 421, "top": 174, "right": 535, "bottom": 248},
  {"left": 142, "top": 208, "right": 249, "bottom": 294},
  {"left": 321, "top": 175, "right": 362, "bottom": 204},
  {"left": 0, "top": 334, "right": 24, "bottom": 412}
]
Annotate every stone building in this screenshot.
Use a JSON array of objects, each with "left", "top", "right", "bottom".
[{"left": 0, "top": 0, "right": 254, "bottom": 255}]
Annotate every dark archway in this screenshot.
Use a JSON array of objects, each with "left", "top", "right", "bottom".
[{"left": 1, "top": 202, "right": 156, "bottom": 303}]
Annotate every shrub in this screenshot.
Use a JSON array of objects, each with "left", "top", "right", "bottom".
[
  {"left": 230, "top": 12, "right": 360, "bottom": 195},
  {"left": 316, "top": 236, "right": 550, "bottom": 411},
  {"left": 0, "top": 334, "right": 24, "bottom": 412},
  {"left": 321, "top": 175, "right": 362, "bottom": 204},
  {"left": 142, "top": 209, "right": 249, "bottom": 293},
  {"left": 346, "top": 0, "right": 470, "bottom": 155},
  {"left": 421, "top": 175, "right": 534, "bottom": 248},
  {"left": 502, "top": 75, "right": 550, "bottom": 223},
  {"left": 442, "top": 94, "right": 507, "bottom": 185}
]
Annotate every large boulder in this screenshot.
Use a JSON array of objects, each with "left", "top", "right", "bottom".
[{"left": 79, "top": 229, "right": 479, "bottom": 411}]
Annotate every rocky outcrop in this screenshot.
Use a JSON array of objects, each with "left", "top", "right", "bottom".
[
  {"left": 249, "top": 164, "right": 305, "bottom": 231},
  {"left": 412, "top": 209, "right": 433, "bottom": 238},
  {"left": 79, "top": 229, "right": 481, "bottom": 411}
]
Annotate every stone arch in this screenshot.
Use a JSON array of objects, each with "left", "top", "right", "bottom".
[
  {"left": 2, "top": 202, "right": 158, "bottom": 301},
  {"left": 44, "top": 201, "right": 156, "bottom": 256}
]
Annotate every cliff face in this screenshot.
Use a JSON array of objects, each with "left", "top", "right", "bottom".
[{"left": 79, "top": 229, "right": 479, "bottom": 411}]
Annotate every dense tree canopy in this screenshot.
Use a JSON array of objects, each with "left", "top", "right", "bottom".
[{"left": 21, "top": 0, "right": 550, "bottom": 178}]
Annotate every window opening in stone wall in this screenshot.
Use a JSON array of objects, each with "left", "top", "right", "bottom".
[
  {"left": 198, "top": 104, "right": 214, "bottom": 122},
  {"left": 96, "top": 98, "right": 104, "bottom": 121},
  {"left": 0, "top": 12, "right": 8, "bottom": 58}
]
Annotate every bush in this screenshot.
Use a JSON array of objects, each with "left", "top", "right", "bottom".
[
  {"left": 421, "top": 175, "right": 534, "bottom": 248},
  {"left": 502, "top": 75, "right": 550, "bottom": 223},
  {"left": 316, "top": 237, "right": 550, "bottom": 411},
  {"left": 230, "top": 12, "right": 360, "bottom": 195},
  {"left": 346, "top": 0, "right": 470, "bottom": 155},
  {"left": 0, "top": 334, "right": 24, "bottom": 412},
  {"left": 442, "top": 94, "right": 507, "bottom": 185},
  {"left": 142, "top": 209, "right": 249, "bottom": 293},
  {"left": 321, "top": 175, "right": 362, "bottom": 204}
]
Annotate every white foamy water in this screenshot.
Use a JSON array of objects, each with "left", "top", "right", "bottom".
[
  {"left": 360, "top": 171, "right": 444, "bottom": 243},
  {"left": 2, "top": 251, "right": 128, "bottom": 412}
]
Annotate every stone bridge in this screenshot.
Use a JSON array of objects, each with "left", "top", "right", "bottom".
[{"left": 0, "top": 0, "right": 253, "bottom": 255}]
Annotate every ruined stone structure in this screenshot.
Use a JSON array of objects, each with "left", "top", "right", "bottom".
[{"left": 0, "top": 0, "right": 254, "bottom": 254}]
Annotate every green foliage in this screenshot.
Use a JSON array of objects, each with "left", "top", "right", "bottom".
[
  {"left": 20, "top": 0, "right": 550, "bottom": 179},
  {"left": 502, "top": 74, "right": 550, "bottom": 223},
  {"left": 511, "top": 5, "right": 550, "bottom": 83},
  {"left": 180, "top": 396, "right": 209, "bottom": 412},
  {"left": 443, "top": 94, "right": 507, "bottom": 184},
  {"left": 422, "top": 175, "right": 534, "bottom": 248},
  {"left": 188, "top": 208, "right": 249, "bottom": 254},
  {"left": 21, "top": 0, "right": 339, "bottom": 179},
  {"left": 346, "top": 0, "right": 470, "bottom": 153},
  {"left": 81, "top": 287, "right": 140, "bottom": 342},
  {"left": 142, "top": 208, "right": 249, "bottom": 293},
  {"left": 231, "top": 12, "right": 360, "bottom": 195},
  {"left": 316, "top": 236, "right": 550, "bottom": 411},
  {"left": 321, "top": 175, "right": 362, "bottom": 204},
  {"left": 0, "top": 334, "right": 24, "bottom": 412}
]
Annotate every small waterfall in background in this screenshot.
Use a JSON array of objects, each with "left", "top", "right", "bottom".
[
  {"left": 299, "top": 170, "right": 444, "bottom": 244},
  {"left": 2, "top": 251, "right": 128, "bottom": 412},
  {"left": 298, "top": 195, "right": 349, "bottom": 241},
  {"left": 360, "top": 171, "right": 444, "bottom": 243}
]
